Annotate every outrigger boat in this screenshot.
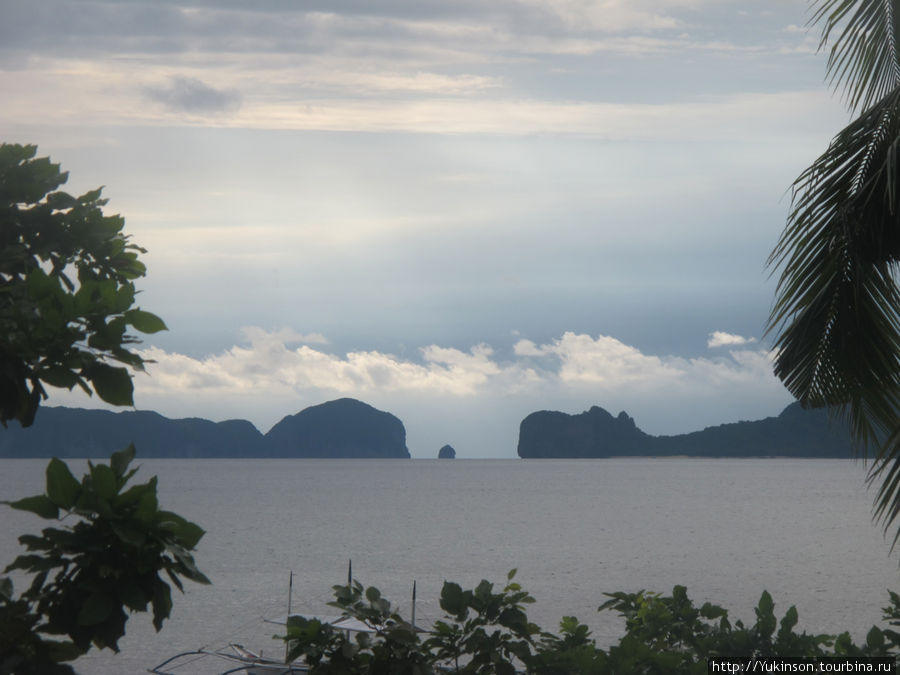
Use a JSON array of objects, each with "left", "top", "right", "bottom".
[
  {"left": 148, "top": 563, "right": 414, "bottom": 675},
  {"left": 149, "top": 642, "right": 311, "bottom": 675},
  {"left": 148, "top": 616, "right": 377, "bottom": 675}
]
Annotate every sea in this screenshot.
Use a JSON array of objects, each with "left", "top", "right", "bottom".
[{"left": 1, "top": 457, "right": 899, "bottom": 674}]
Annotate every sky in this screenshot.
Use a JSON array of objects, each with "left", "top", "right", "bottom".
[{"left": 1, "top": 0, "right": 857, "bottom": 457}]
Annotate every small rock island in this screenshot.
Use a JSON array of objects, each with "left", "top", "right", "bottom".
[{"left": 438, "top": 444, "right": 456, "bottom": 459}]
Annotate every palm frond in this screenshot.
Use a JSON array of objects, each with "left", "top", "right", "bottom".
[
  {"left": 812, "top": 0, "right": 900, "bottom": 113},
  {"left": 771, "top": 0, "right": 900, "bottom": 545},
  {"left": 767, "top": 86, "right": 900, "bottom": 536},
  {"left": 768, "top": 88, "right": 900, "bottom": 389},
  {"left": 865, "top": 413, "right": 900, "bottom": 546}
]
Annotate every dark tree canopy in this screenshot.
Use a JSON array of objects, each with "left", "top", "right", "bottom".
[{"left": 0, "top": 143, "right": 165, "bottom": 428}]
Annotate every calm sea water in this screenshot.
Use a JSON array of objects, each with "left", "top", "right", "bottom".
[{"left": 1, "top": 458, "right": 898, "bottom": 674}]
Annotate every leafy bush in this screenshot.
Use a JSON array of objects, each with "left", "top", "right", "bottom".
[
  {"left": 279, "top": 573, "right": 900, "bottom": 674},
  {"left": 0, "top": 447, "right": 209, "bottom": 674}
]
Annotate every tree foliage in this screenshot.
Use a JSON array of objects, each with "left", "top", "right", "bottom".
[
  {"left": 278, "top": 573, "right": 900, "bottom": 674},
  {"left": 0, "top": 142, "right": 165, "bottom": 428},
  {"left": 767, "top": 1, "right": 900, "bottom": 540},
  {"left": 0, "top": 446, "right": 209, "bottom": 673},
  {"left": 0, "top": 143, "right": 206, "bottom": 674}
]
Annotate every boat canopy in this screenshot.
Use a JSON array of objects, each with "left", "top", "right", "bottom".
[{"left": 264, "top": 614, "right": 377, "bottom": 634}]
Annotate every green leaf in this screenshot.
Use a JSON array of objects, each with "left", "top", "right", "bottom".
[
  {"left": 156, "top": 510, "right": 205, "bottom": 549},
  {"left": 474, "top": 579, "right": 493, "bottom": 602},
  {"left": 867, "top": 625, "right": 885, "bottom": 651},
  {"left": 6, "top": 495, "right": 59, "bottom": 519},
  {"left": 110, "top": 444, "right": 136, "bottom": 481},
  {"left": 755, "top": 590, "right": 776, "bottom": 639},
  {"left": 0, "top": 576, "right": 12, "bottom": 601},
  {"left": 4, "top": 553, "right": 60, "bottom": 574},
  {"left": 45, "top": 458, "right": 81, "bottom": 509},
  {"left": 124, "top": 309, "right": 167, "bottom": 334},
  {"left": 42, "top": 639, "right": 85, "bottom": 664},
  {"left": 152, "top": 580, "right": 173, "bottom": 631},
  {"left": 78, "top": 592, "right": 113, "bottom": 626},
  {"left": 38, "top": 365, "right": 80, "bottom": 389},
  {"left": 86, "top": 363, "right": 134, "bottom": 406},
  {"left": 110, "top": 521, "right": 147, "bottom": 547},
  {"left": 25, "top": 267, "right": 59, "bottom": 297},
  {"left": 440, "top": 581, "right": 466, "bottom": 616},
  {"left": 90, "top": 463, "right": 118, "bottom": 500},
  {"left": 779, "top": 605, "right": 799, "bottom": 634},
  {"left": 118, "top": 582, "right": 150, "bottom": 612}
]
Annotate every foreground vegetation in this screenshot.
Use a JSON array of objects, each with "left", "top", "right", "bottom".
[
  {"left": 0, "top": 448, "right": 207, "bottom": 674},
  {"left": 1, "top": 145, "right": 209, "bottom": 674},
  {"left": 278, "top": 570, "right": 900, "bottom": 674}
]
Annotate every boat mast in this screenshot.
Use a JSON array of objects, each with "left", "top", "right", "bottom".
[
  {"left": 285, "top": 569, "right": 294, "bottom": 666},
  {"left": 411, "top": 580, "right": 417, "bottom": 631},
  {"left": 287, "top": 570, "right": 293, "bottom": 617}
]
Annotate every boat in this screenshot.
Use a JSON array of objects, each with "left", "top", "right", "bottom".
[
  {"left": 148, "top": 609, "right": 382, "bottom": 674},
  {"left": 149, "top": 642, "right": 310, "bottom": 674},
  {"left": 148, "top": 564, "right": 409, "bottom": 675}
]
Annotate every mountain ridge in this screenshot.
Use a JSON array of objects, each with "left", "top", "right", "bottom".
[
  {"left": 0, "top": 400, "right": 853, "bottom": 459},
  {"left": 517, "top": 402, "right": 854, "bottom": 458},
  {"left": 0, "top": 398, "right": 409, "bottom": 459}
]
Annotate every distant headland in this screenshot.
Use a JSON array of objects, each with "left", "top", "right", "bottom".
[
  {"left": 517, "top": 402, "right": 854, "bottom": 458},
  {"left": 0, "top": 399, "right": 856, "bottom": 459},
  {"left": 0, "top": 398, "right": 410, "bottom": 459}
]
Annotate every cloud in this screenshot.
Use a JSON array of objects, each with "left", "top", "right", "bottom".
[
  {"left": 144, "top": 75, "right": 241, "bottom": 114},
  {"left": 517, "top": 0, "right": 697, "bottom": 33},
  {"left": 51, "top": 328, "right": 782, "bottom": 406},
  {"left": 241, "top": 326, "right": 328, "bottom": 346},
  {"left": 515, "top": 333, "right": 683, "bottom": 384},
  {"left": 129, "top": 329, "right": 779, "bottom": 402},
  {"left": 3, "top": 57, "right": 845, "bottom": 137},
  {"left": 707, "top": 331, "right": 756, "bottom": 348},
  {"left": 0, "top": 1, "right": 834, "bottom": 137}
]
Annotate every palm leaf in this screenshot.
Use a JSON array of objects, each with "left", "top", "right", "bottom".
[
  {"left": 768, "top": 17, "right": 900, "bottom": 538},
  {"left": 812, "top": 0, "right": 900, "bottom": 113},
  {"left": 768, "top": 88, "right": 900, "bottom": 410}
]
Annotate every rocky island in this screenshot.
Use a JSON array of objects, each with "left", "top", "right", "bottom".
[
  {"left": 266, "top": 398, "right": 410, "bottom": 458},
  {"left": 0, "top": 398, "right": 410, "bottom": 459},
  {"left": 517, "top": 402, "right": 854, "bottom": 458}
]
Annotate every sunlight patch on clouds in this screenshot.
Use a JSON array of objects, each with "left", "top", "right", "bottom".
[
  {"left": 217, "top": 89, "right": 841, "bottom": 139},
  {"left": 515, "top": 332, "right": 683, "bottom": 384},
  {"left": 707, "top": 331, "right": 756, "bottom": 348},
  {"left": 309, "top": 70, "right": 502, "bottom": 95},
  {"left": 3, "top": 67, "right": 843, "bottom": 139}
]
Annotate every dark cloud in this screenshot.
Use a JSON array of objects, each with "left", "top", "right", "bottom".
[{"left": 144, "top": 75, "right": 241, "bottom": 113}]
